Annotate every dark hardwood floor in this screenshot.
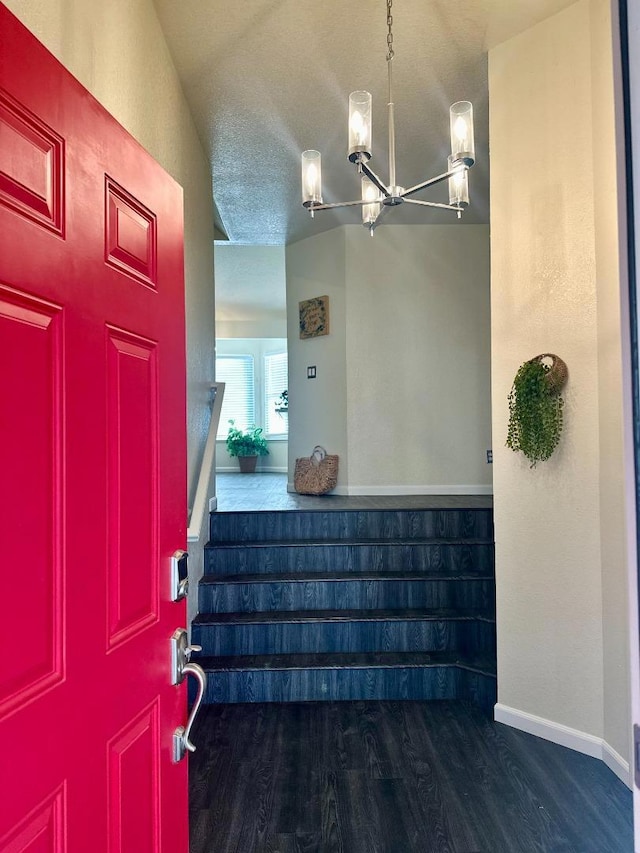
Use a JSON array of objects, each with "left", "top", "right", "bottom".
[{"left": 188, "top": 700, "right": 632, "bottom": 853}]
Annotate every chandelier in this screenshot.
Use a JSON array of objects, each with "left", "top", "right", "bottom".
[{"left": 300, "top": 0, "right": 475, "bottom": 235}]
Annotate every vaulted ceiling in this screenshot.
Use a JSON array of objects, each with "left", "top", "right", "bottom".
[{"left": 153, "top": 0, "right": 575, "bottom": 246}]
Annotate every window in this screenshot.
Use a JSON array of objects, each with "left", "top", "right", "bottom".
[
  {"left": 215, "top": 340, "right": 288, "bottom": 442},
  {"left": 264, "top": 351, "right": 288, "bottom": 437},
  {"left": 216, "top": 354, "right": 255, "bottom": 438}
]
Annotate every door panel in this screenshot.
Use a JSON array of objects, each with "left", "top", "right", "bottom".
[
  {"left": 0, "top": 287, "right": 64, "bottom": 719},
  {"left": 0, "top": 5, "right": 188, "bottom": 850},
  {"left": 0, "top": 88, "right": 64, "bottom": 235},
  {"left": 1, "top": 784, "right": 66, "bottom": 853},
  {"left": 106, "top": 327, "right": 159, "bottom": 648},
  {"left": 107, "top": 701, "right": 161, "bottom": 853}
]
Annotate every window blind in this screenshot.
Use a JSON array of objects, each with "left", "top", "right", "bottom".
[
  {"left": 264, "top": 351, "right": 288, "bottom": 437},
  {"left": 216, "top": 355, "right": 255, "bottom": 438}
]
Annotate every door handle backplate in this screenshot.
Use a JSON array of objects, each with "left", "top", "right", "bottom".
[{"left": 171, "top": 628, "right": 207, "bottom": 762}]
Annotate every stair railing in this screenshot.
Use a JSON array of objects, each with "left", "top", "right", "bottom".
[{"left": 187, "top": 382, "right": 225, "bottom": 543}]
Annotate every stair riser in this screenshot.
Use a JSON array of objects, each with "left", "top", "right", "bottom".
[
  {"left": 199, "top": 578, "right": 494, "bottom": 613},
  {"left": 205, "top": 543, "right": 494, "bottom": 576},
  {"left": 210, "top": 509, "right": 493, "bottom": 543},
  {"left": 194, "top": 666, "right": 497, "bottom": 712},
  {"left": 192, "top": 620, "right": 495, "bottom": 657}
]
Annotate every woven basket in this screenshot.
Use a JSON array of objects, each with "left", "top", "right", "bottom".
[
  {"left": 294, "top": 446, "right": 339, "bottom": 495},
  {"left": 529, "top": 353, "right": 568, "bottom": 395}
]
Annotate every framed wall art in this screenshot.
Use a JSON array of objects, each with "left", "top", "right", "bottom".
[{"left": 299, "top": 295, "right": 330, "bottom": 339}]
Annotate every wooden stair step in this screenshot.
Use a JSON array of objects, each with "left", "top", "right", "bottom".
[
  {"left": 190, "top": 650, "right": 497, "bottom": 708},
  {"left": 200, "top": 570, "right": 494, "bottom": 584},
  {"left": 209, "top": 507, "right": 494, "bottom": 544},
  {"left": 207, "top": 536, "right": 494, "bottom": 549},
  {"left": 194, "top": 650, "right": 497, "bottom": 678},
  {"left": 193, "top": 606, "right": 496, "bottom": 626}
]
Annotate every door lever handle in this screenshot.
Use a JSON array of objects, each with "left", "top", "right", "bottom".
[{"left": 173, "top": 661, "right": 207, "bottom": 762}]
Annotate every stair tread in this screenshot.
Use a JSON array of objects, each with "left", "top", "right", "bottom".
[
  {"left": 213, "top": 504, "right": 493, "bottom": 514},
  {"left": 193, "top": 650, "right": 496, "bottom": 676},
  {"left": 206, "top": 536, "right": 493, "bottom": 549},
  {"left": 201, "top": 570, "right": 493, "bottom": 584},
  {"left": 193, "top": 606, "right": 495, "bottom": 625}
]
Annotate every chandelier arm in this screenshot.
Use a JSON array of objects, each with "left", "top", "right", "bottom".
[
  {"left": 307, "top": 199, "right": 374, "bottom": 211},
  {"left": 404, "top": 198, "right": 464, "bottom": 211},
  {"left": 359, "top": 162, "right": 391, "bottom": 197},
  {"left": 401, "top": 165, "right": 468, "bottom": 199},
  {"left": 371, "top": 203, "right": 393, "bottom": 230}
]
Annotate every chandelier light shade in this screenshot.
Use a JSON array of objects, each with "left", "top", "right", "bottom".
[
  {"left": 301, "top": 149, "right": 323, "bottom": 206},
  {"left": 449, "top": 101, "right": 475, "bottom": 166},
  {"left": 361, "top": 177, "right": 382, "bottom": 226},
  {"left": 300, "top": 0, "right": 476, "bottom": 234},
  {"left": 349, "top": 91, "right": 373, "bottom": 162},
  {"left": 448, "top": 156, "right": 469, "bottom": 207}
]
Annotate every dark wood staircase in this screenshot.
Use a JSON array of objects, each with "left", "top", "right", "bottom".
[{"left": 192, "top": 506, "right": 496, "bottom": 712}]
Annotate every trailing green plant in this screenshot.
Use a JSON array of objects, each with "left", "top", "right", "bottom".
[
  {"left": 506, "top": 359, "right": 564, "bottom": 467},
  {"left": 226, "top": 420, "right": 270, "bottom": 457}
]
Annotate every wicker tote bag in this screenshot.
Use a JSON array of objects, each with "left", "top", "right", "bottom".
[{"left": 294, "top": 446, "right": 339, "bottom": 495}]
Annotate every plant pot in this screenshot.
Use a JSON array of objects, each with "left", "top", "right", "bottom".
[{"left": 238, "top": 455, "right": 258, "bottom": 474}]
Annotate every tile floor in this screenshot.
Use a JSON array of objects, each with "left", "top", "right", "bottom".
[{"left": 214, "top": 472, "right": 493, "bottom": 512}]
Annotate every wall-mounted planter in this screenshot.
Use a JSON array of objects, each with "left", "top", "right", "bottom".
[{"left": 506, "top": 353, "right": 568, "bottom": 468}]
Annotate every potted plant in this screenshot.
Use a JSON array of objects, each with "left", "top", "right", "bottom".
[
  {"left": 506, "top": 354, "right": 567, "bottom": 468},
  {"left": 226, "top": 420, "right": 269, "bottom": 473},
  {"left": 275, "top": 390, "right": 288, "bottom": 415}
]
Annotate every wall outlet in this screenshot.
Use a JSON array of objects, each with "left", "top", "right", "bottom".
[
  {"left": 307, "top": 366, "right": 317, "bottom": 379},
  {"left": 487, "top": 449, "right": 493, "bottom": 464}
]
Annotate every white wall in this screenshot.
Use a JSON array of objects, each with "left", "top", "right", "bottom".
[
  {"left": 5, "top": 0, "right": 216, "bottom": 626},
  {"left": 216, "top": 443, "right": 288, "bottom": 473},
  {"left": 286, "top": 228, "right": 349, "bottom": 490},
  {"left": 286, "top": 224, "right": 492, "bottom": 495},
  {"left": 489, "top": 0, "right": 630, "bottom": 776},
  {"left": 345, "top": 225, "right": 492, "bottom": 494},
  {"left": 215, "top": 244, "right": 286, "bottom": 339},
  {"left": 591, "top": 0, "right": 630, "bottom": 769}
]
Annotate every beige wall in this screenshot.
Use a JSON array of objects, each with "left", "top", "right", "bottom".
[
  {"left": 216, "top": 318, "right": 286, "bottom": 339},
  {"left": 286, "top": 225, "right": 492, "bottom": 494},
  {"left": 215, "top": 244, "right": 287, "bottom": 339},
  {"left": 591, "top": 0, "right": 630, "bottom": 765},
  {"left": 344, "top": 225, "right": 492, "bottom": 493},
  {"left": 5, "top": 0, "right": 217, "bottom": 624},
  {"left": 489, "top": 0, "right": 629, "bottom": 769},
  {"left": 286, "top": 228, "right": 349, "bottom": 490}
]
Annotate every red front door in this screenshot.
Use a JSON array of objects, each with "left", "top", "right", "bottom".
[{"left": 0, "top": 5, "right": 188, "bottom": 850}]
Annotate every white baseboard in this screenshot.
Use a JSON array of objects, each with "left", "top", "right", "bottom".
[
  {"left": 346, "top": 484, "right": 493, "bottom": 496},
  {"left": 602, "top": 740, "right": 631, "bottom": 787},
  {"left": 216, "top": 466, "right": 287, "bottom": 474},
  {"left": 494, "top": 703, "right": 631, "bottom": 789}
]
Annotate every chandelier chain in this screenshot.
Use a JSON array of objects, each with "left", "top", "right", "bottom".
[{"left": 386, "top": 0, "right": 394, "bottom": 61}]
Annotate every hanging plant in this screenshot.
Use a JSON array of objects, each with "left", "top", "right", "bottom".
[{"left": 506, "top": 354, "right": 568, "bottom": 468}]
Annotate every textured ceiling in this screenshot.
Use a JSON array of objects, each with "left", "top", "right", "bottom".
[{"left": 153, "top": 0, "right": 574, "bottom": 246}]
